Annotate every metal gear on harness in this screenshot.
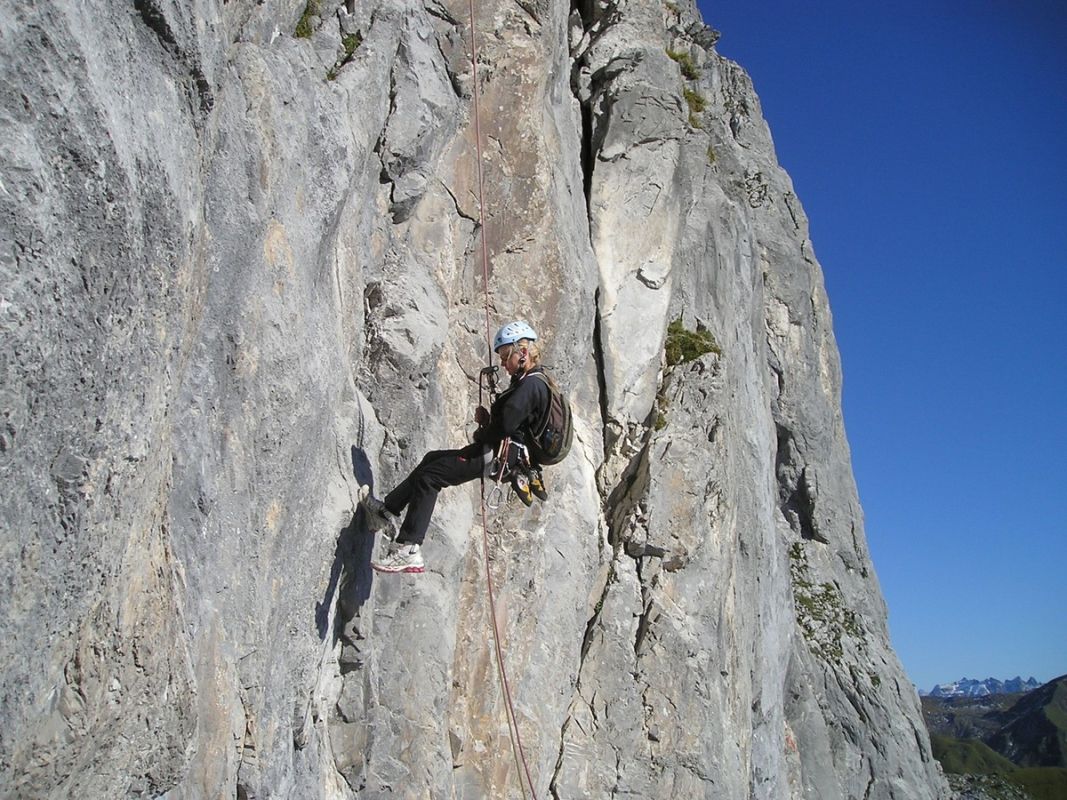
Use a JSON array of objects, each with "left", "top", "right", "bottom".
[
  {"left": 485, "top": 438, "right": 537, "bottom": 509},
  {"left": 479, "top": 364, "right": 500, "bottom": 395},
  {"left": 477, "top": 368, "right": 546, "bottom": 509}
]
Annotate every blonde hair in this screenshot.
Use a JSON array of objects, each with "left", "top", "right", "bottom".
[{"left": 516, "top": 338, "right": 540, "bottom": 366}]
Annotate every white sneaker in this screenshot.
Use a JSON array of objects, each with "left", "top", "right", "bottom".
[{"left": 371, "top": 544, "right": 425, "bottom": 574}]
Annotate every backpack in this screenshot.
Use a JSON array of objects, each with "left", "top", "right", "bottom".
[{"left": 526, "top": 370, "right": 573, "bottom": 466}]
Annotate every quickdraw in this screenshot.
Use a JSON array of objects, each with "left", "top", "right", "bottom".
[{"left": 485, "top": 437, "right": 533, "bottom": 510}]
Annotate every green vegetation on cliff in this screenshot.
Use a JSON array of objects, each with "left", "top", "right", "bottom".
[{"left": 664, "top": 317, "right": 720, "bottom": 367}]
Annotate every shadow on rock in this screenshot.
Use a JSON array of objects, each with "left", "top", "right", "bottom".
[{"left": 315, "top": 446, "right": 377, "bottom": 645}]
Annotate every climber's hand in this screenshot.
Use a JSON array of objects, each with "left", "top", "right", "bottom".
[{"left": 474, "top": 406, "right": 490, "bottom": 426}]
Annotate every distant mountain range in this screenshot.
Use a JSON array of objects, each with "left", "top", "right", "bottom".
[
  {"left": 921, "top": 674, "right": 1067, "bottom": 800},
  {"left": 922, "top": 676, "right": 1042, "bottom": 698}
]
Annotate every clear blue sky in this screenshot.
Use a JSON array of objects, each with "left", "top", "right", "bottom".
[{"left": 698, "top": 1, "right": 1067, "bottom": 692}]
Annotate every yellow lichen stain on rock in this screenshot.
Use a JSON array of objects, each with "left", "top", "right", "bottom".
[
  {"left": 265, "top": 498, "right": 283, "bottom": 535},
  {"left": 263, "top": 220, "right": 294, "bottom": 278},
  {"left": 234, "top": 342, "right": 259, "bottom": 380}
]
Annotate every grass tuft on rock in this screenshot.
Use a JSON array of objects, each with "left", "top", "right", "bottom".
[
  {"left": 295, "top": 0, "right": 320, "bottom": 38},
  {"left": 665, "top": 317, "right": 720, "bottom": 367},
  {"left": 683, "top": 88, "right": 708, "bottom": 128},
  {"left": 666, "top": 48, "right": 700, "bottom": 80},
  {"left": 327, "top": 32, "right": 363, "bottom": 80}
]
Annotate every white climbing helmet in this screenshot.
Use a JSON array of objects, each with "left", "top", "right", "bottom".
[{"left": 493, "top": 320, "right": 538, "bottom": 352}]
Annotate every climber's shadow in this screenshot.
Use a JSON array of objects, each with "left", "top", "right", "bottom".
[{"left": 315, "top": 446, "right": 376, "bottom": 642}]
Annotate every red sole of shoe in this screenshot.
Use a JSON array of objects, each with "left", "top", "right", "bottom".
[{"left": 371, "top": 565, "right": 425, "bottom": 574}]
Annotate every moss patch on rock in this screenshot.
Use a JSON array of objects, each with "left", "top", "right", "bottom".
[{"left": 665, "top": 317, "right": 720, "bottom": 367}]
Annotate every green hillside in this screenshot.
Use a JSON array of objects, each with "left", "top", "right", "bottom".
[
  {"left": 925, "top": 676, "right": 1067, "bottom": 800},
  {"left": 931, "top": 734, "right": 1017, "bottom": 775},
  {"left": 1012, "top": 768, "right": 1067, "bottom": 800},
  {"left": 933, "top": 735, "right": 1067, "bottom": 800},
  {"left": 987, "top": 677, "right": 1067, "bottom": 767}
]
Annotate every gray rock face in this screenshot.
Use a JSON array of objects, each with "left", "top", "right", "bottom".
[{"left": 0, "top": 1, "right": 947, "bottom": 798}]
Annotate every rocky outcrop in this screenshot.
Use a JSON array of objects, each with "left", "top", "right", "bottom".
[{"left": 0, "top": 1, "right": 947, "bottom": 798}]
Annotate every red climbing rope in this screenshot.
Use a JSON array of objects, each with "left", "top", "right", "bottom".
[
  {"left": 466, "top": 1, "right": 538, "bottom": 798},
  {"left": 468, "top": 0, "right": 495, "bottom": 366}
]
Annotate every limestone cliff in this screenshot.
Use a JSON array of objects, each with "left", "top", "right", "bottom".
[{"left": 0, "top": 1, "right": 948, "bottom": 798}]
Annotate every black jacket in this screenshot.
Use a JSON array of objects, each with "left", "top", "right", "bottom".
[{"left": 474, "top": 367, "right": 551, "bottom": 451}]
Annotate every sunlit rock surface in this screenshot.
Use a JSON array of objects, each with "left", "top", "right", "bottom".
[{"left": 0, "top": 1, "right": 947, "bottom": 797}]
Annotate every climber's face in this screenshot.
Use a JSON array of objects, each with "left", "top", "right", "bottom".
[{"left": 497, "top": 344, "right": 524, "bottom": 376}]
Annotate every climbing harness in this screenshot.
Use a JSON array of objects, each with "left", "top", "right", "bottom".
[
  {"left": 467, "top": 1, "right": 538, "bottom": 798},
  {"left": 477, "top": 367, "right": 536, "bottom": 510},
  {"left": 485, "top": 438, "right": 534, "bottom": 510}
]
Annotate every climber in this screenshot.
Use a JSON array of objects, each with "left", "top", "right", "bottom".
[{"left": 362, "top": 321, "right": 551, "bottom": 574}]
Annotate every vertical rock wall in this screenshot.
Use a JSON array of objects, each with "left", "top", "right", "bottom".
[{"left": 0, "top": 0, "right": 947, "bottom": 798}]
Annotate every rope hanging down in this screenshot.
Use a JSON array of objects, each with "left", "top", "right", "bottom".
[
  {"left": 466, "top": 1, "right": 538, "bottom": 798},
  {"left": 468, "top": 0, "right": 495, "bottom": 366}
]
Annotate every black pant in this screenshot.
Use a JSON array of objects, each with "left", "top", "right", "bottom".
[{"left": 384, "top": 442, "right": 496, "bottom": 545}]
